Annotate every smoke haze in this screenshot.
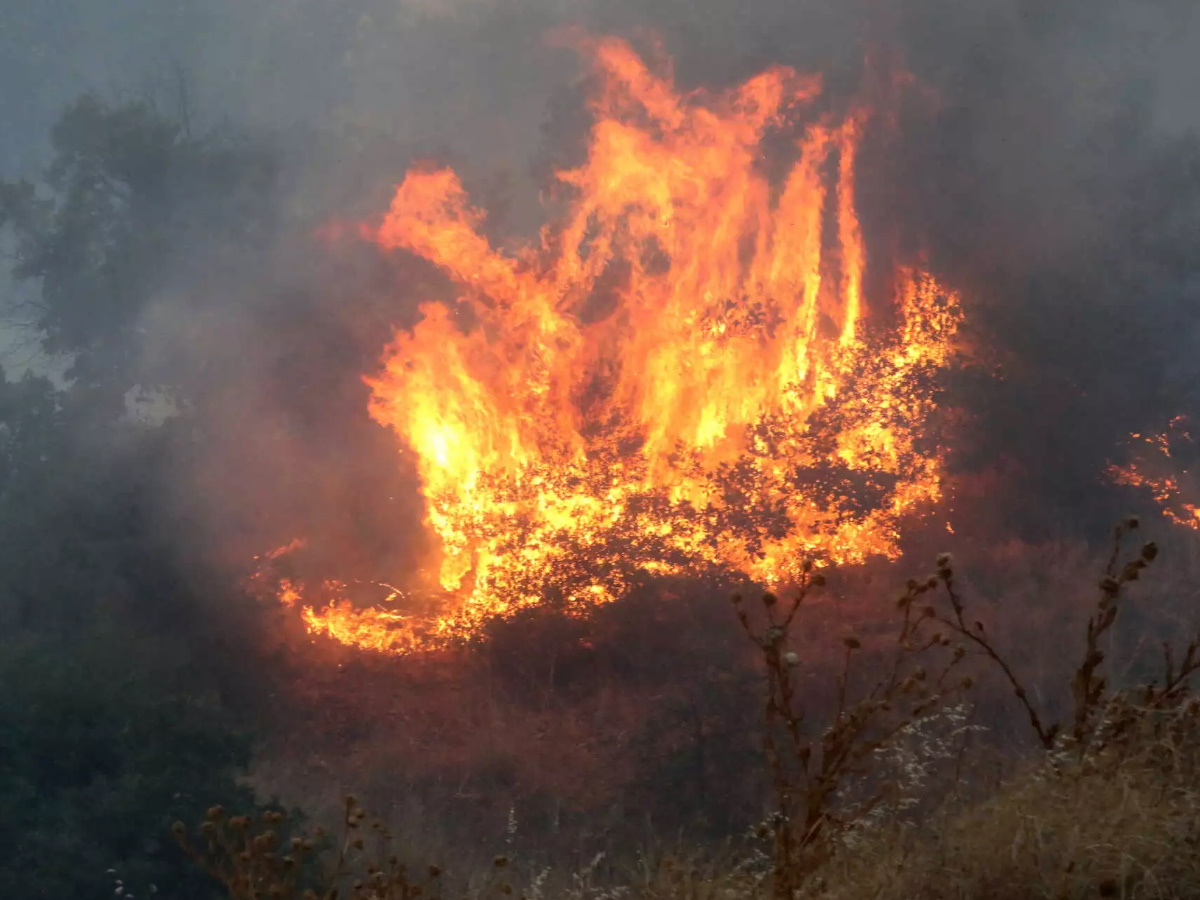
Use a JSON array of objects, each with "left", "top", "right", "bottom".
[
  {"left": 5, "top": 0, "right": 1200, "bottom": 562},
  {"left": 6, "top": 2, "right": 1197, "bottom": 181},
  {"left": 8, "top": 3, "right": 1200, "bottom": 879}
]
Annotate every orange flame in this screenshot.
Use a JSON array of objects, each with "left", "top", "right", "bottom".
[
  {"left": 261, "top": 37, "right": 963, "bottom": 654},
  {"left": 1112, "top": 416, "right": 1200, "bottom": 530}
]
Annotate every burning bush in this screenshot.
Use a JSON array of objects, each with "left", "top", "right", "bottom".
[{"left": 256, "top": 35, "right": 964, "bottom": 657}]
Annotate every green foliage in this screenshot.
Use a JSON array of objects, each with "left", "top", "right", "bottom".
[
  {"left": 0, "top": 93, "right": 285, "bottom": 900},
  {"left": 0, "top": 630, "right": 258, "bottom": 899},
  {"left": 0, "top": 367, "right": 273, "bottom": 900},
  {"left": 0, "top": 93, "right": 278, "bottom": 409}
]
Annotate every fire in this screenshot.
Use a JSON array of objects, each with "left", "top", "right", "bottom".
[
  {"left": 1112, "top": 416, "right": 1200, "bottom": 530},
  {"left": 260, "top": 36, "right": 964, "bottom": 654}
]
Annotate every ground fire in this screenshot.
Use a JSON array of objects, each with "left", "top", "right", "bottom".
[
  {"left": 255, "top": 35, "right": 964, "bottom": 654},
  {"left": 1113, "top": 416, "right": 1200, "bottom": 531}
]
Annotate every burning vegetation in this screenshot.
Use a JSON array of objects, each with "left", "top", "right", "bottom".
[
  {"left": 1112, "top": 416, "right": 1200, "bottom": 531},
  {"left": 194, "top": 524, "right": 1200, "bottom": 900},
  {"left": 10, "top": 4, "right": 1200, "bottom": 900},
  {"left": 255, "top": 36, "right": 963, "bottom": 655}
]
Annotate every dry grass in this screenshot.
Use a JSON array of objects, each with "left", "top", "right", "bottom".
[
  {"left": 813, "top": 707, "right": 1200, "bottom": 900},
  {"left": 741, "top": 517, "right": 1200, "bottom": 900},
  {"left": 732, "top": 562, "right": 970, "bottom": 897}
]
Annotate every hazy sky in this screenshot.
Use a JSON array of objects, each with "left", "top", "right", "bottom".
[{"left": 4, "top": 0, "right": 1195, "bottom": 180}]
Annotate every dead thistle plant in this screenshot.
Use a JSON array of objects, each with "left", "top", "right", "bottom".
[
  {"left": 928, "top": 517, "right": 1200, "bottom": 760},
  {"left": 174, "top": 795, "right": 452, "bottom": 900},
  {"left": 733, "top": 561, "right": 970, "bottom": 898}
]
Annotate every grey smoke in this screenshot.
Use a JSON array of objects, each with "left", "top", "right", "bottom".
[{"left": 3, "top": 0, "right": 1200, "bottom": 550}]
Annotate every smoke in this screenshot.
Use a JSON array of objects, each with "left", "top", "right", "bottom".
[
  {"left": 6, "top": 0, "right": 1200, "bottom": 851},
  {"left": 6, "top": 1, "right": 1196, "bottom": 177},
  {"left": 2, "top": 0, "right": 1194, "bottom": 571},
  {"left": 879, "top": 1, "right": 1200, "bottom": 536}
]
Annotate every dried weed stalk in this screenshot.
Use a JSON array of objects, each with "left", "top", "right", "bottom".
[
  {"left": 733, "top": 562, "right": 970, "bottom": 898},
  {"left": 736, "top": 518, "right": 1200, "bottom": 897},
  {"left": 931, "top": 518, "right": 1200, "bottom": 759},
  {"left": 173, "top": 795, "right": 483, "bottom": 900}
]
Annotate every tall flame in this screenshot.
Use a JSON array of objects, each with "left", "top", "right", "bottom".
[{"left": 261, "top": 37, "right": 963, "bottom": 654}]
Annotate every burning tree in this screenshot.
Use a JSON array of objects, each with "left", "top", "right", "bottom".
[{"left": 260, "top": 35, "right": 963, "bottom": 654}]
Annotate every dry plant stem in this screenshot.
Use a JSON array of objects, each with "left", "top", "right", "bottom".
[
  {"left": 933, "top": 566, "right": 1058, "bottom": 749},
  {"left": 175, "top": 796, "right": 446, "bottom": 900},
  {"left": 1156, "top": 635, "right": 1200, "bottom": 706},
  {"left": 933, "top": 520, "right": 1173, "bottom": 757},
  {"left": 735, "top": 564, "right": 967, "bottom": 899},
  {"left": 737, "top": 520, "right": 1180, "bottom": 899}
]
